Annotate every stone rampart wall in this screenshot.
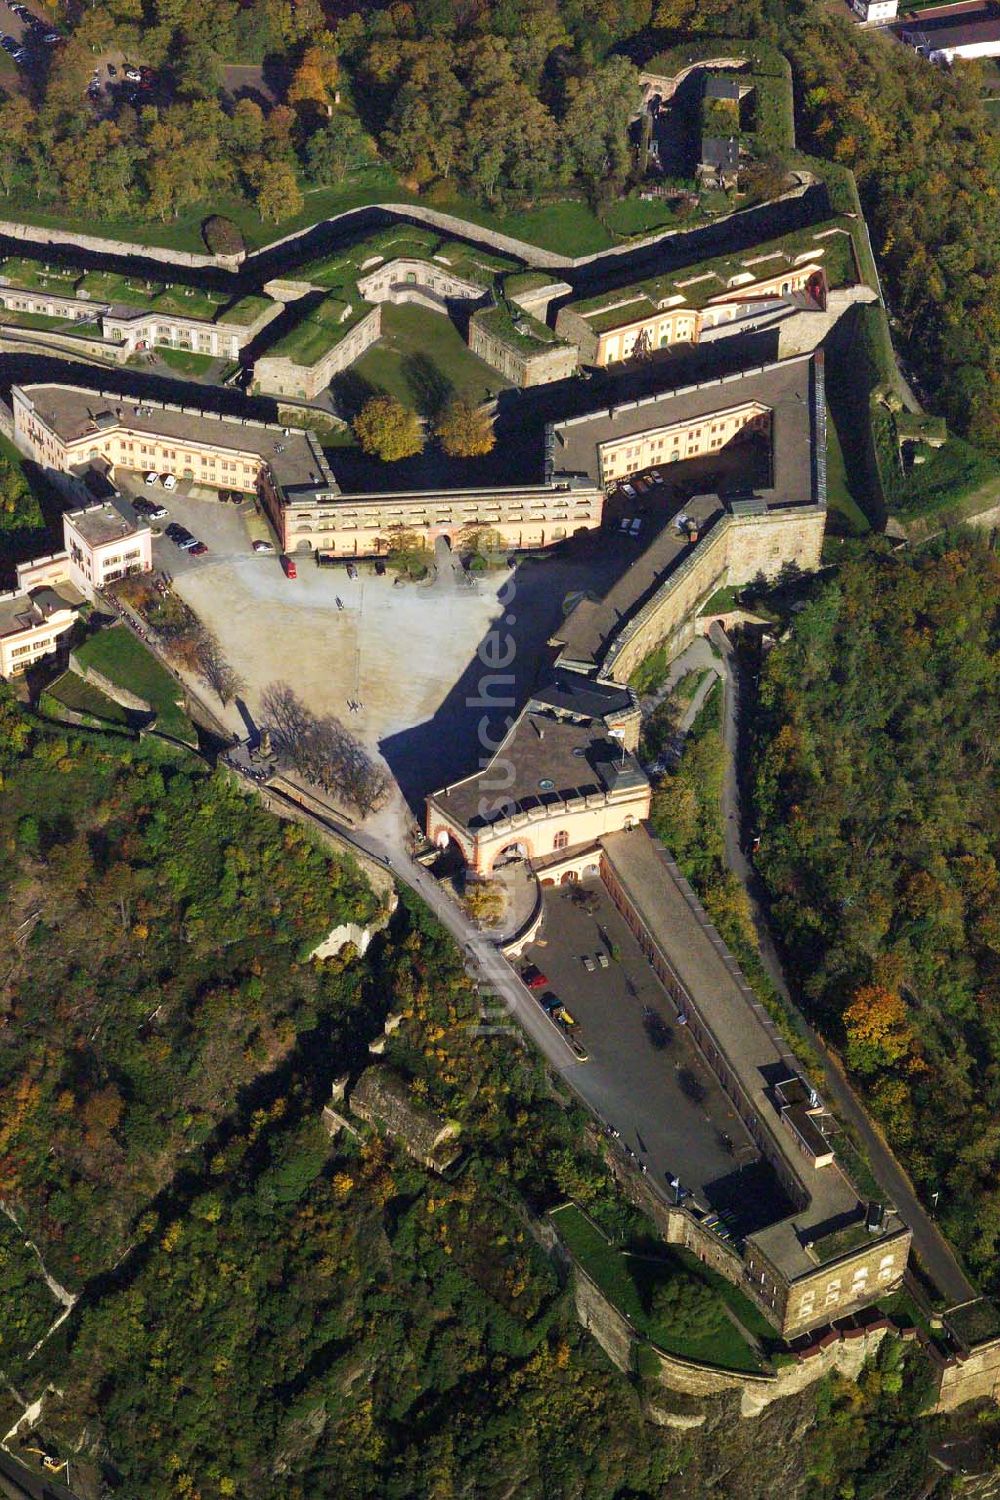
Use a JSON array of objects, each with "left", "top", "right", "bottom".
[
  {"left": 572, "top": 1247, "right": 895, "bottom": 1417},
  {"left": 603, "top": 508, "right": 826, "bottom": 683},
  {"left": 932, "top": 1335, "right": 1000, "bottom": 1412},
  {"left": 0, "top": 326, "right": 129, "bottom": 369},
  {"left": 0, "top": 217, "right": 243, "bottom": 271},
  {"left": 68, "top": 653, "right": 153, "bottom": 714},
  {"left": 573, "top": 1264, "right": 637, "bottom": 1375}
]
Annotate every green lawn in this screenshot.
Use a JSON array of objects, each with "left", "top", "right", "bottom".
[
  {"left": 44, "top": 670, "right": 133, "bottom": 726},
  {"left": 457, "top": 197, "right": 612, "bottom": 255},
  {"left": 351, "top": 303, "right": 509, "bottom": 415},
  {"left": 551, "top": 1204, "right": 763, "bottom": 1371},
  {"left": 0, "top": 168, "right": 612, "bottom": 259},
  {"left": 894, "top": 435, "right": 1000, "bottom": 521},
  {"left": 73, "top": 627, "right": 194, "bottom": 741},
  {"left": 825, "top": 403, "right": 871, "bottom": 535},
  {"left": 0, "top": 308, "right": 78, "bottom": 331},
  {"left": 601, "top": 197, "right": 691, "bottom": 238},
  {"left": 151, "top": 346, "right": 221, "bottom": 376}
]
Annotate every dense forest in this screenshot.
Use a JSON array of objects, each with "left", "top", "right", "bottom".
[
  {"left": 0, "top": 0, "right": 997, "bottom": 441},
  {"left": 752, "top": 539, "right": 1000, "bottom": 1291},
  {"left": 0, "top": 687, "right": 379, "bottom": 1295},
  {"left": 0, "top": 693, "right": 937, "bottom": 1497}
]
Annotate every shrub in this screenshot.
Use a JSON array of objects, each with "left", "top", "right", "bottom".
[{"left": 202, "top": 216, "right": 245, "bottom": 258}]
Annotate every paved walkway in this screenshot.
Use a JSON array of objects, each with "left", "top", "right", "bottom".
[{"left": 709, "top": 622, "right": 976, "bottom": 1305}]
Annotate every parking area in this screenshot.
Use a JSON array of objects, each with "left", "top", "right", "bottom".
[
  {"left": 601, "top": 433, "right": 773, "bottom": 548},
  {"left": 523, "top": 879, "right": 788, "bottom": 1231},
  {"left": 0, "top": 0, "right": 61, "bottom": 83}
]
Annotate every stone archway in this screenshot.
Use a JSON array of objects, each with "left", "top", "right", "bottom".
[
  {"left": 493, "top": 841, "right": 529, "bottom": 872},
  {"left": 560, "top": 870, "right": 579, "bottom": 884}
]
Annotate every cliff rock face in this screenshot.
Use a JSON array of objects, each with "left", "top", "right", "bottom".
[{"left": 660, "top": 1386, "right": 828, "bottom": 1499}]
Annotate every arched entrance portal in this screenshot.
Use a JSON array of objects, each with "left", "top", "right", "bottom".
[
  {"left": 560, "top": 870, "right": 579, "bottom": 885},
  {"left": 493, "top": 841, "right": 528, "bottom": 870}
]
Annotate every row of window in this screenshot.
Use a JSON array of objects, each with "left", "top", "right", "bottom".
[
  {"left": 795, "top": 1256, "right": 898, "bottom": 1318},
  {"left": 11, "top": 637, "right": 56, "bottom": 659}
]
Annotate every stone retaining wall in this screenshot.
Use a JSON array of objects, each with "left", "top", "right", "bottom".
[
  {"left": 0, "top": 217, "right": 243, "bottom": 271},
  {"left": 0, "top": 322, "right": 132, "bottom": 366},
  {"left": 68, "top": 652, "right": 153, "bottom": 714},
  {"left": 601, "top": 507, "right": 826, "bottom": 684},
  {"left": 571, "top": 1249, "right": 895, "bottom": 1418}
]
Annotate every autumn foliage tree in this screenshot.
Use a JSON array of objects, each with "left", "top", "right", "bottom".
[
  {"left": 287, "top": 44, "right": 340, "bottom": 115},
  {"left": 435, "top": 397, "right": 495, "bottom": 458},
  {"left": 842, "top": 985, "right": 916, "bottom": 1074},
  {"left": 353, "top": 395, "right": 423, "bottom": 462}
]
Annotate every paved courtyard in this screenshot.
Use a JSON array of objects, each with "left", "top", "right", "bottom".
[
  {"left": 125, "top": 481, "right": 638, "bottom": 803},
  {"left": 524, "top": 879, "right": 789, "bottom": 1232}
]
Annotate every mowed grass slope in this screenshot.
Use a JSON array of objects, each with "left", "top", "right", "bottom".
[
  {"left": 551, "top": 1203, "right": 764, "bottom": 1371},
  {"left": 74, "top": 626, "right": 194, "bottom": 740}
]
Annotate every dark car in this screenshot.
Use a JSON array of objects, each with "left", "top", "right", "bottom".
[
  {"left": 107, "top": 62, "right": 117, "bottom": 76},
  {"left": 133, "top": 497, "right": 168, "bottom": 520},
  {"left": 166, "top": 523, "right": 195, "bottom": 548}
]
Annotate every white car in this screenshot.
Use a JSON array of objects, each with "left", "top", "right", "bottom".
[
  {"left": 124, "top": 66, "right": 141, "bottom": 81},
  {"left": 144, "top": 472, "right": 159, "bottom": 486},
  {"left": 582, "top": 955, "right": 596, "bottom": 972},
  {"left": 621, "top": 482, "right": 636, "bottom": 497},
  {"left": 161, "top": 474, "right": 177, "bottom": 490},
  {"left": 252, "top": 539, "right": 275, "bottom": 554}
]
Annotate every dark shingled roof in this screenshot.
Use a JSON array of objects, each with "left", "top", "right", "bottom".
[
  {"left": 526, "top": 671, "right": 636, "bottom": 721},
  {"left": 350, "top": 1067, "right": 460, "bottom": 1170},
  {"left": 429, "top": 710, "right": 647, "bottom": 831},
  {"left": 701, "top": 136, "right": 740, "bottom": 170}
]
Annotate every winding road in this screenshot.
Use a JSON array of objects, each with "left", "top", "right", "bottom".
[{"left": 709, "top": 623, "right": 976, "bottom": 1306}]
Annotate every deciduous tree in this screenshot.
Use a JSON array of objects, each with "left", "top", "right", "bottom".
[{"left": 353, "top": 396, "right": 423, "bottom": 461}]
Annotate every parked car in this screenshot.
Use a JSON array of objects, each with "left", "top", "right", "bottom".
[
  {"left": 144, "top": 471, "right": 159, "bottom": 486},
  {"left": 178, "top": 534, "right": 198, "bottom": 551},
  {"left": 124, "top": 65, "right": 141, "bottom": 81},
  {"left": 524, "top": 968, "right": 548, "bottom": 990},
  {"left": 133, "top": 497, "right": 168, "bottom": 520},
  {"left": 620, "top": 482, "right": 636, "bottom": 497},
  {"left": 189, "top": 541, "right": 208, "bottom": 556},
  {"left": 107, "top": 62, "right": 117, "bottom": 76},
  {"left": 582, "top": 955, "right": 596, "bottom": 972},
  {"left": 281, "top": 555, "right": 297, "bottom": 579},
  {"left": 252, "top": 539, "right": 274, "bottom": 554},
  {"left": 596, "top": 952, "right": 609, "bottom": 968},
  {"left": 161, "top": 474, "right": 177, "bottom": 490},
  {"left": 537, "top": 991, "right": 561, "bottom": 1014},
  {"left": 166, "top": 523, "right": 195, "bottom": 548}
]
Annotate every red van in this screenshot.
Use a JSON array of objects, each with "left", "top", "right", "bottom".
[{"left": 281, "top": 555, "right": 297, "bottom": 579}]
